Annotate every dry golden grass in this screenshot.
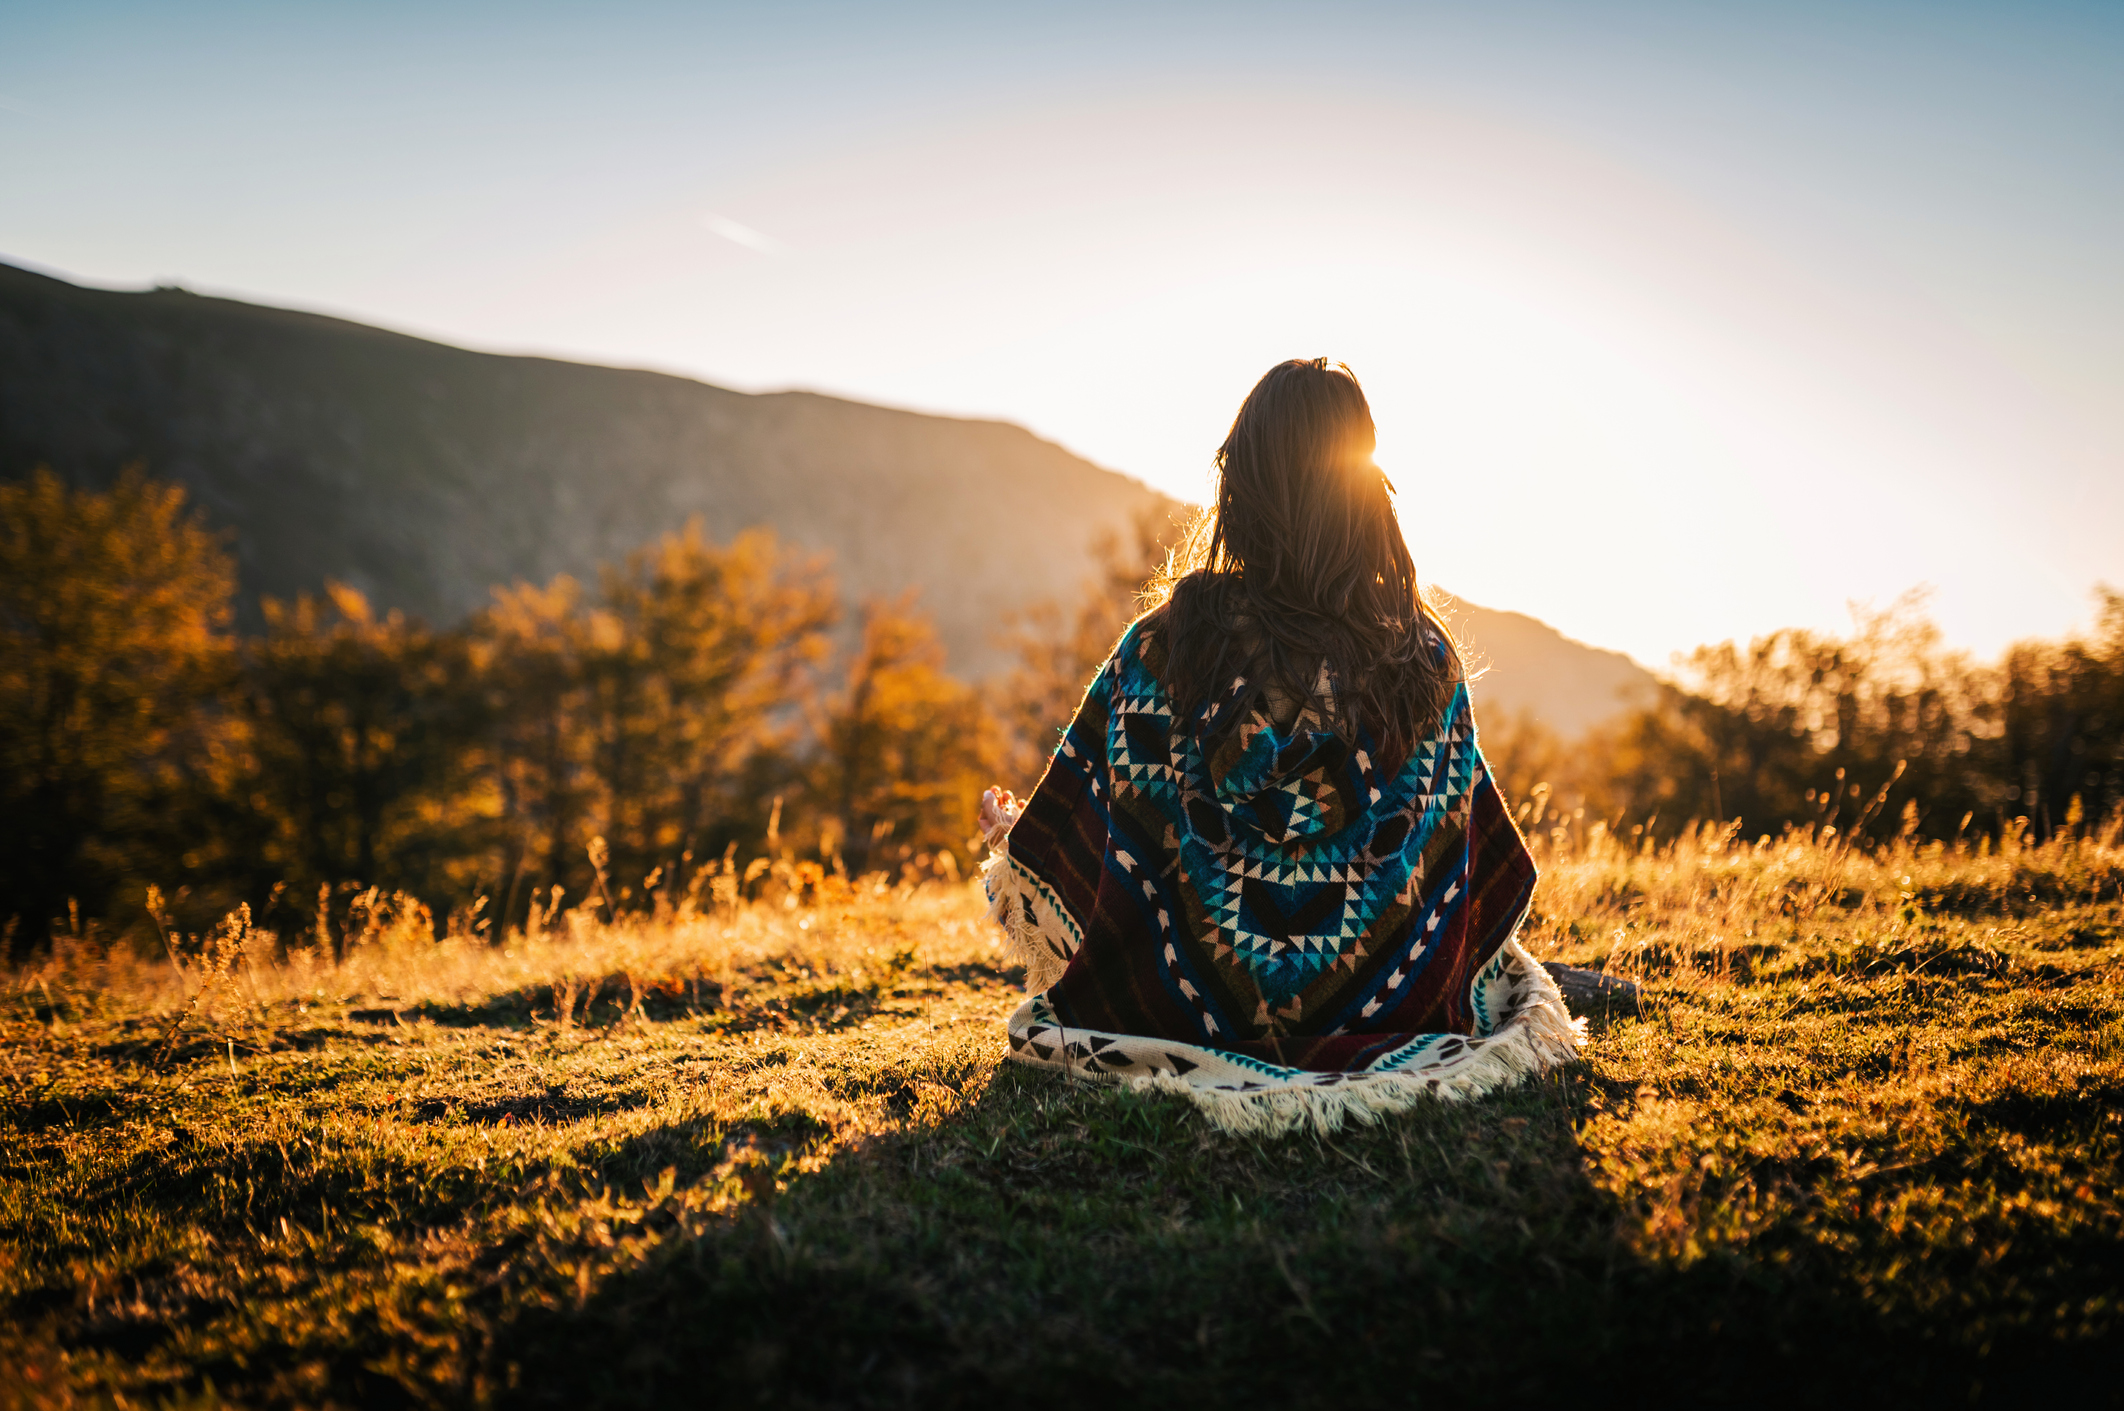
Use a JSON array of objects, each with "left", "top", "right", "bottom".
[{"left": 4, "top": 832, "right": 2121, "bottom": 1407}]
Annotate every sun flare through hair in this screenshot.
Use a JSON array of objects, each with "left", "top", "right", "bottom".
[{"left": 1143, "top": 357, "right": 1462, "bottom": 768}]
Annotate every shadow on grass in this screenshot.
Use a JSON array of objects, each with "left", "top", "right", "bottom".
[
  {"left": 397, "top": 974, "right": 721, "bottom": 1030},
  {"left": 918, "top": 959, "right": 1022, "bottom": 989},
  {"left": 15, "top": 1002, "right": 2115, "bottom": 1409},
  {"left": 415, "top": 1089, "right": 657, "bottom": 1125},
  {"left": 90, "top": 1022, "right": 401, "bottom": 1069},
  {"left": 9, "top": 1089, "right": 144, "bottom": 1133},
  {"left": 482, "top": 1062, "right": 2119, "bottom": 1408}
]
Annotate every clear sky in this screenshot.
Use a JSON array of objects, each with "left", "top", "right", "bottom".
[{"left": 4, "top": 0, "right": 2119, "bottom": 670}]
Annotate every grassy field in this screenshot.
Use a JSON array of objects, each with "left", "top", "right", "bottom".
[{"left": 4, "top": 826, "right": 2122, "bottom": 1408}]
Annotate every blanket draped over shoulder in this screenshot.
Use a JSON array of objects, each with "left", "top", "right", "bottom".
[{"left": 983, "top": 618, "right": 1582, "bottom": 1135}]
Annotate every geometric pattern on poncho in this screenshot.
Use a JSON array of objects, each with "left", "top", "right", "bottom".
[{"left": 984, "top": 614, "right": 1579, "bottom": 1133}]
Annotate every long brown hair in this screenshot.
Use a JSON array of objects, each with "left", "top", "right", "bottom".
[{"left": 1145, "top": 358, "right": 1461, "bottom": 765}]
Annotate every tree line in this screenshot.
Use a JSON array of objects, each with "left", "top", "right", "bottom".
[
  {"left": 0, "top": 470, "right": 1001, "bottom": 954},
  {"left": 3, "top": 468, "right": 2120, "bottom": 956},
  {"left": 1483, "top": 591, "right": 2124, "bottom": 850}
]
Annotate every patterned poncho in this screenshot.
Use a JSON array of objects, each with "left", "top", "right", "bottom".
[{"left": 983, "top": 617, "right": 1581, "bottom": 1134}]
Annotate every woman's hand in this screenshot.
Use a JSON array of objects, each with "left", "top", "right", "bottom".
[{"left": 978, "top": 786, "right": 1021, "bottom": 847}]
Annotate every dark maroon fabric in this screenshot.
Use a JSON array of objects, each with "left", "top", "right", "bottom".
[{"left": 999, "top": 620, "right": 1537, "bottom": 1071}]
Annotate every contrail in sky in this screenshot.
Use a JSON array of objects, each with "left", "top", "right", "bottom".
[{"left": 703, "top": 215, "right": 784, "bottom": 255}]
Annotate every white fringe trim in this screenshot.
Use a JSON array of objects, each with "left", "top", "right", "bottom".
[
  {"left": 980, "top": 830, "right": 1078, "bottom": 993},
  {"left": 1004, "top": 939, "right": 1586, "bottom": 1138}
]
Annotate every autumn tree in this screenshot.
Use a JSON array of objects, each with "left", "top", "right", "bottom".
[
  {"left": 477, "top": 576, "right": 600, "bottom": 925},
  {"left": 583, "top": 524, "right": 835, "bottom": 899},
  {"left": 814, "top": 596, "right": 999, "bottom": 876},
  {"left": 475, "top": 524, "right": 835, "bottom": 918},
  {"left": 0, "top": 469, "right": 239, "bottom": 950},
  {"left": 1995, "top": 586, "right": 2124, "bottom": 831},
  {"left": 240, "top": 583, "right": 489, "bottom": 908},
  {"left": 1575, "top": 594, "right": 2124, "bottom": 842}
]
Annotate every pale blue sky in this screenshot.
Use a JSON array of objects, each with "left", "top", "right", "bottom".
[{"left": 4, "top": 1, "right": 2119, "bottom": 667}]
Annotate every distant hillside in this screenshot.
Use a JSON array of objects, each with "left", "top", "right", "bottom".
[
  {"left": 0, "top": 261, "right": 1176, "bottom": 678},
  {"left": 1448, "top": 601, "right": 1657, "bottom": 738},
  {"left": 0, "top": 260, "right": 1656, "bottom": 729}
]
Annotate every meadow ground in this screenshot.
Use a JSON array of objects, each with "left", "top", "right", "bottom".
[{"left": 4, "top": 828, "right": 2122, "bottom": 1408}]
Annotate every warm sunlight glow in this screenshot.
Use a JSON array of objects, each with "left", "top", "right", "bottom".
[
  {"left": 4, "top": 11, "right": 2121, "bottom": 1398},
  {"left": 322, "top": 94, "right": 2112, "bottom": 670},
  {"left": 6, "top": 4, "right": 2117, "bottom": 670}
]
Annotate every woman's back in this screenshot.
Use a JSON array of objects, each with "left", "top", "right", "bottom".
[
  {"left": 1007, "top": 608, "right": 1506, "bottom": 1028},
  {"left": 980, "top": 358, "right": 1579, "bottom": 1134}
]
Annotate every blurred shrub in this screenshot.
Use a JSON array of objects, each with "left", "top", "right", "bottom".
[
  {"left": 240, "top": 582, "right": 488, "bottom": 910},
  {"left": 1995, "top": 591, "right": 2124, "bottom": 831},
  {"left": 810, "top": 596, "right": 999, "bottom": 877},
  {"left": 476, "top": 525, "right": 837, "bottom": 924},
  {"left": 0, "top": 469, "right": 239, "bottom": 949}
]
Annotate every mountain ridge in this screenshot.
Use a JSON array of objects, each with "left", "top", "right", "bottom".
[{"left": 0, "top": 259, "right": 1654, "bottom": 733}]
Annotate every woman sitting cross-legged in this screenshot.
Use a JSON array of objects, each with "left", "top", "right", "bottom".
[{"left": 979, "top": 357, "right": 1587, "bottom": 1136}]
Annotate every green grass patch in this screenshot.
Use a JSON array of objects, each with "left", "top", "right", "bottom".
[{"left": 5, "top": 839, "right": 2122, "bottom": 1406}]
